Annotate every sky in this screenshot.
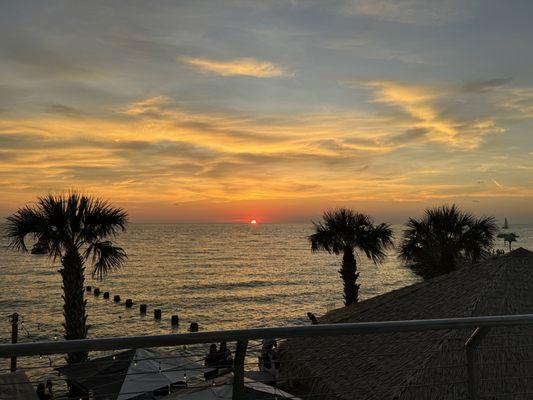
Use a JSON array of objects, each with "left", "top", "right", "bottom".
[{"left": 0, "top": 0, "right": 532, "bottom": 223}]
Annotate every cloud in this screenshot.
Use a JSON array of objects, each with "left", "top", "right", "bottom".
[
  {"left": 339, "top": 79, "right": 507, "bottom": 149},
  {"left": 343, "top": 0, "right": 473, "bottom": 25},
  {"left": 180, "top": 56, "right": 289, "bottom": 78},
  {"left": 500, "top": 88, "right": 533, "bottom": 117},
  {"left": 492, "top": 179, "right": 504, "bottom": 189},
  {"left": 364, "top": 80, "right": 459, "bottom": 142},
  {"left": 325, "top": 37, "right": 427, "bottom": 64},
  {"left": 388, "top": 127, "right": 430, "bottom": 144},
  {"left": 121, "top": 96, "right": 171, "bottom": 116},
  {"left": 0, "top": 31, "right": 92, "bottom": 79},
  {"left": 45, "top": 104, "right": 91, "bottom": 118},
  {"left": 462, "top": 78, "right": 511, "bottom": 93},
  {"left": 0, "top": 88, "right": 531, "bottom": 216}
]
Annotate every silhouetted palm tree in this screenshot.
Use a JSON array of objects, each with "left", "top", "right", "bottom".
[
  {"left": 309, "top": 208, "right": 393, "bottom": 306},
  {"left": 6, "top": 193, "right": 127, "bottom": 364},
  {"left": 400, "top": 204, "right": 497, "bottom": 279}
]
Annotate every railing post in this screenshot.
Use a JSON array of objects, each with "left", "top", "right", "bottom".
[
  {"left": 465, "top": 327, "right": 490, "bottom": 400},
  {"left": 10, "top": 313, "right": 18, "bottom": 372},
  {"left": 232, "top": 340, "right": 248, "bottom": 400}
]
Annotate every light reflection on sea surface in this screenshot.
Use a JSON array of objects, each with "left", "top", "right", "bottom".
[{"left": 0, "top": 223, "right": 423, "bottom": 344}]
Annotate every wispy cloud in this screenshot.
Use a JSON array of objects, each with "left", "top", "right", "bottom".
[
  {"left": 340, "top": 79, "right": 507, "bottom": 149},
  {"left": 343, "top": 0, "right": 473, "bottom": 25},
  {"left": 461, "top": 78, "right": 511, "bottom": 93},
  {"left": 180, "top": 56, "right": 289, "bottom": 78},
  {"left": 492, "top": 179, "right": 504, "bottom": 189},
  {"left": 121, "top": 96, "right": 171, "bottom": 116}
]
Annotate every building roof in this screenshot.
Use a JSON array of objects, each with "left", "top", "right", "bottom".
[{"left": 279, "top": 248, "right": 533, "bottom": 400}]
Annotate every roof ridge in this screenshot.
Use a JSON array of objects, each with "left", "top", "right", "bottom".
[
  {"left": 322, "top": 259, "right": 493, "bottom": 324},
  {"left": 508, "top": 247, "right": 533, "bottom": 257},
  {"left": 333, "top": 253, "right": 517, "bottom": 323},
  {"left": 321, "top": 275, "right": 448, "bottom": 323}
]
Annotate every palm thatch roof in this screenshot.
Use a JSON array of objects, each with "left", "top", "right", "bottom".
[{"left": 279, "top": 248, "right": 533, "bottom": 400}]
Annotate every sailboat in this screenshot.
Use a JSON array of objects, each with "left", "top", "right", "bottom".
[{"left": 502, "top": 218, "right": 509, "bottom": 229}]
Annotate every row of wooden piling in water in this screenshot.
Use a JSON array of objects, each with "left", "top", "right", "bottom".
[{"left": 85, "top": 285, "right": 199, "bottom": 332}]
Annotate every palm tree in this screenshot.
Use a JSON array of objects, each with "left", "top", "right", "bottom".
[
  {"left": 400, "top": 204, "right": 497, "bottom": 279},
  {"left": 309, "top": 208, "right": 393, "bottom": 306},
  {"left": 6, "top": 193, "right": 127, "bottom": 364}
]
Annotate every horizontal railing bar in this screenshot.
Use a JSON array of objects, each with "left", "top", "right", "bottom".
[{"left": 2, "top": 314, "right": 533, "bottom": 358}]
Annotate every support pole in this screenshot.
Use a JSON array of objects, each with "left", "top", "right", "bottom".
[
  {"left": 465, "top": 327, "right": 490, "bottom": 400},
  {"left": 10, "top": 313, "right": 18, "bottom": 372},
  {"left": 232, "top": 340, "right": 248, "bottom": 400}
]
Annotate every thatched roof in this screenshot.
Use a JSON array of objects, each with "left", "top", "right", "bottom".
[{"left": 279, "top": 248, "right": 533, "bottom": 400}]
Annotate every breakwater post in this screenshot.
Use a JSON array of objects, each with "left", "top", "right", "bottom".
[
  {"left": 171, "top": 315, "right": 179, "bottom": 326},
  {"left": 10, "top": 313, "right": 18, "bottom": 372}
]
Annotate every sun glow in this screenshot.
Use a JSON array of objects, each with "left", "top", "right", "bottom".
[{"left": 250, "top": 219, "right": 257, "bottom": 224}]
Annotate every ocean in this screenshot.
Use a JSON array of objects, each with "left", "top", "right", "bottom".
[{"left": 1, "top": 222, "right": 532, "bottom": 345}]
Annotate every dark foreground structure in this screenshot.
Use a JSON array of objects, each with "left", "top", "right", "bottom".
[{"left": 280, "top": 248, "right": 533, "bottom": 399}]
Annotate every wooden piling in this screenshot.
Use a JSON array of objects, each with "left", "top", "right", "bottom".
[{"left": 10, "top": 313, "right": 18, "bottom": 372}]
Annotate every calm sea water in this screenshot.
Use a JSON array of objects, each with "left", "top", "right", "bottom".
[{"left": 1, "top": 223, "right": 532, "bottom": 345}]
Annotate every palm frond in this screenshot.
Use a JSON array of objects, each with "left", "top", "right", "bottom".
[
  {"left": 86, "top": 241, "right": 127, "bottom": 280},
  {"left": 361, "top": 223, "right": 394, "bottom": 264},
  {"left": 6, "top": 192, "right": 128, "bottom": 263},
  {"left": 309, "top": 221, "right": 338, "bottom": 254},
  {"left": 5, "top": 206, "right": 46, "bottom": 252},
  {"left": 78, "top": 197, "right": 128, "bottom": 244},
  {"left": 463, "top": 215, "right": 498, "bottom": 262},
  {"left": 400, "top": 204, "right": 497, "bottom": 278},
  {"left": 309, "top": 208, "right": 392, "bottom": 263}
]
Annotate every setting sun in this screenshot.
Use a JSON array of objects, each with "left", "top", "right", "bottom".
[{"left": 250, "top": 219, "right": 257, "bottom": 224}]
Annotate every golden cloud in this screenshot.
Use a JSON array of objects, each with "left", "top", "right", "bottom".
[
  {"left": 360, "top": 80, "right": 505, "bottom": 148},
  {"left": 180, "top": 56, "right": 289, "bottom": 78}
]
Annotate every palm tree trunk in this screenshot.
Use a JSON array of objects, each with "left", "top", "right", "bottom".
[
  {"left": 339, "top": 248, "right": 359, "bottom": 306},
  {"left": 59, "top": 247, "right": 88, "bottom": 364},
  {"left": 440, "top": 249, "right": 456, "bottom": 274}
]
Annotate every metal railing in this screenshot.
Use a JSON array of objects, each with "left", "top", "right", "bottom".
[
  {"left": 4, "top": 314, "right": 533, "bottom": 357},
  {"left": 2, "top": 314, "right": 533, "bottom": 399}
]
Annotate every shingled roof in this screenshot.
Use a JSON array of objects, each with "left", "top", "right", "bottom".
[{"left": 279, "top": 248, "right": 533, "bottom": 400}]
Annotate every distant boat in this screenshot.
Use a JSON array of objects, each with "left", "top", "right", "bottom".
[{"left": 502, "top": 218, "right": 509, "bottom": 229}]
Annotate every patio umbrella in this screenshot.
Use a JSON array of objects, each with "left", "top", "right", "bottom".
[
  {"left": 0, "top": 371, "right": 38, "bottom": 400},
  {"left": 166, "top": 376, "right": 300, "bottom": 400},
  {"left": 57, "top": 348, "right": 213, "bottom": 400}
]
